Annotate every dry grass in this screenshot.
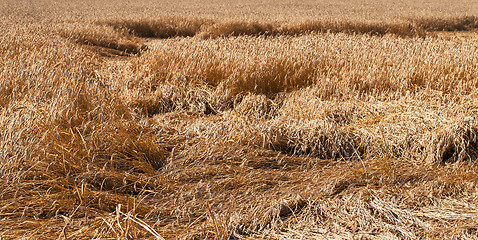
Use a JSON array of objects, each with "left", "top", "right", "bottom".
[{"left": 2, "top": 0, "right": 478, "bottom": 239}]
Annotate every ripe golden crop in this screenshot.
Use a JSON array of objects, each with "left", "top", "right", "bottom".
[{"left": 2, "top": 0, "right": 478, "bottom": 239}]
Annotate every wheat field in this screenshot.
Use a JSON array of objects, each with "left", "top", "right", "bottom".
[{"left": 2, "top": 0, "right": 478, "bottom": 239}]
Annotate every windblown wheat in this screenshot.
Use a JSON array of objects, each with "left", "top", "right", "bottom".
[{"left": 1, "top": 0, "right": 478, "bottom": 239}]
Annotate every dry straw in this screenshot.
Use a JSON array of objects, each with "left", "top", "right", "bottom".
[{"left": 2, "top": 1, "right": 478, "bottom": 239}]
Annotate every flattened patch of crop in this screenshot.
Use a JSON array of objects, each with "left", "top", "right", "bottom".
[
  {"left": 58, "top": 23, "right": 146, "bottom": 57},
  {"left": 104, "top": 16, "right": 478, "bottom": 40}
]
